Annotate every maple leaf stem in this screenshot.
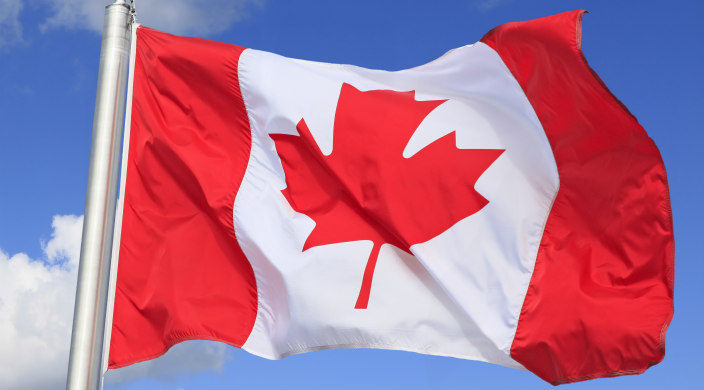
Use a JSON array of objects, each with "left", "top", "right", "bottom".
[{"left": 354, "top": 242, "right": 382, "bottom": 309}]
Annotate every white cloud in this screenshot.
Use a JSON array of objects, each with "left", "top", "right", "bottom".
[
  {"left": 0, "top": 215, "right": 231, "bottom": 389},
  {"left": 40, "top": 0, "right": 263, "bottom": 36},
  {"left": 42, "top": 215, "right": 83, "bottom": 267},
  {"left": 0, "top": 215, "right": 82, "bottom": 389},
  {"left": 0, "top": 0, "right": 23, "bottom": 48}
]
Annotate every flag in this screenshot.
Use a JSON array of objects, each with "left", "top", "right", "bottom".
[{"left": 108, "top": 10, "right": 674, "bottom": 384}]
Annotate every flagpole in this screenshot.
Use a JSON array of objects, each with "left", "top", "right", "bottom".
[{"left": 66, "top": 1, "right": 133, "bottom": 389}]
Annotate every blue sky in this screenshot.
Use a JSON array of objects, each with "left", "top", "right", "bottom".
[{"left": 0, "top": 0, "right": 702, "bottom": 389}]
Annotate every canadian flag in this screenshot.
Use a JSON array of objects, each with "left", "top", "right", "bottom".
[{"left": 108, "top": 11, "right": 674, "bottom": 384}]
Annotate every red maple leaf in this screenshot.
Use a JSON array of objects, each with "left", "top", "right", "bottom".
[{"left": 271, "top": 83, "right": 504, "bottom": 309}]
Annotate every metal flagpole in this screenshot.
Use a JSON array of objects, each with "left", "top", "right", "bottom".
[{"left": 67, "top": 1, "right": 134, "bottom": 389}]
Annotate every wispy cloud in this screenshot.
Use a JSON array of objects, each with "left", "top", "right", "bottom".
[
  {"left": 104, "top": 341, "right": 231, "bottom": 385},
  {"left": 472, "top": 0, "right": 510, "bottom": 10},
  {"left": 39, "top": 0, "right": 264, "bottom": 36},
  {"left": 3, "top": 0, "right": 263, "bottom": 50},
  {"left": 0, "top": 215, "right": 231, "bottom": 389},
  {"left": 0, "top": 0, "right": 23, "bottom": 48}
]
